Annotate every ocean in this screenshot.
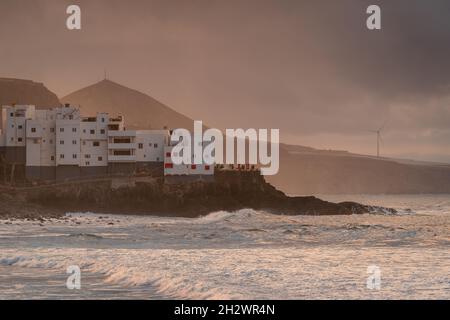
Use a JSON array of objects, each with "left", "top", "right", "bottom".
[{"left": 0, "top": 194, "right": 449, "bottom": 299}]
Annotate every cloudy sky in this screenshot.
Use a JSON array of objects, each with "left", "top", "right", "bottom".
[{"left": 1, "top": 0, "right": 450, "bottom": 162}]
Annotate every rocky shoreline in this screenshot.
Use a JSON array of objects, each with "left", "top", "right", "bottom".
[{"left": 0, "top": 171, "right": 395, "bottom": 219}]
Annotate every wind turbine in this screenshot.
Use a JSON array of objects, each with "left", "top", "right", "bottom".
[{"left": 370, "top": 121, "right": 387, "bottom": 158}]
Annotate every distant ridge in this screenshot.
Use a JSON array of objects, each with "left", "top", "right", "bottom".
[
  {"left": 2, "top": 76, "right": 450, "bottom": 194},
  {"left": 0, "top": 78, "right": 60, "bottom": 107},
  {"left": 61, "top": 79, "right": 194, "bottom": 130}
]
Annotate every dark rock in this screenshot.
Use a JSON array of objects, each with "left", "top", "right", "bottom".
[{"left": 23, "top": 171, "right": 395, "bottom": 217}]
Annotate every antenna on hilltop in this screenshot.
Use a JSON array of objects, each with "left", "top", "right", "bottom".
[
  {"left": 369, "top": 120, "right": 388, "bottom": 158},
  {"left": 104, "top": 68, "right": 107, "bottom": 80}
]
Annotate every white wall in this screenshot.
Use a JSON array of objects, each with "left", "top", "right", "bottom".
[
  {"left": 80, "top": 113, "right": 109, "bottom": 167},
  {"left": 26, "top": 109, "right": 56, "bottom": 167},
  {"left": 135, "top": 130, "right": 168, "bottom": 162},
  {"left": 1, "top": 105, "right": 36, "bottom": 147},
  {"left": 55, "top": 106, "right": 81, "bottom": 166},
  {"left": 107, "top": 130, "right": 136, "bottom": 162}
]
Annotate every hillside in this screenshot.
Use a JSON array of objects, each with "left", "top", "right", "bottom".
[
  {"left": 267, "top": 145, "right": 450, "bottom": 194},
  {"left": 2, "top": 77, "right": 450, "bottom": 194},
  {"left": 61, "top": 79, "right": 194, "bottom": 130},
  {"left": 0, "top": 78, "right": 60, "bottom": 107}
]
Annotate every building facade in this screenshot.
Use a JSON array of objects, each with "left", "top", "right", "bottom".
[{"left": 0, "top": 104, "right": 214, "bottom": 182}]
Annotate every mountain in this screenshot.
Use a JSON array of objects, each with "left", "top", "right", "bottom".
[
  {"left": 61, "top": 79, "right": 194, "bottom": 130},
  {"left": 61, "top": 79, "right": 450, "bottom": 194},
  {"left": 3, "top": 77, "right": 450, "bottom": 194},
  {"left": 267, "top": 145, "right": 450, "bottom": 194},
  {"left": 0, "top": 78, "right": 60, "bottom": 107}
]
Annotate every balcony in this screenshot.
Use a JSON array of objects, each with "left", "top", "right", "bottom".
[
  {"left": 107, "top": 130, "right": 136, "bottom": 137},
  {"left": 108, "top": 155, "right": 136, "bottom": 162},
  {"left": 108, "top": 143, "right": 136, "bottom": 150}
]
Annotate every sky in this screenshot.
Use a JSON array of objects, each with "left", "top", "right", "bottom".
[{"left": 1, "top": 0, "right": 450, "bottom": 162}]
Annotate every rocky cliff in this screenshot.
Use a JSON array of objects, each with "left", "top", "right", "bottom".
[{"left": 22, "top": 171, "right": 393, "bottom": 217}]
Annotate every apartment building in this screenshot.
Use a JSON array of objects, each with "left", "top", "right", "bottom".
[
  {"left": 107, "top": 127, "right": 170, "bottom": 175},
  {"left": 26, "top": 108, "right": 57, "bottom": 180},
  {"left": 0, "top": 104, "right": 36, "bottom": 164},
  {"left": 80, "top": 112, "right": 109, "bottom": 176},
  {"left": 1, "top": 104, "right": 214, "bottom": 182}
]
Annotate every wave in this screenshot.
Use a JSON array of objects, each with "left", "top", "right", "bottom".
[{"left": 0, "top": 249, "right": 240, "bottom": 300}]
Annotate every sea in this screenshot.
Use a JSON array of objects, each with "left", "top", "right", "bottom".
[{"left": 0, "top": 194, "right": 449, "bottom": 299}]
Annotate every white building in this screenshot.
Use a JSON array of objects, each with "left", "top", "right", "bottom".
[
  {"left": 135, "top": 130, "right": 169, "bottom": 163},
  {"left": 0, "top": 104, "right": 36, "bottom": 164},
  {"left": 1, "top": 105, "right": 36, "bottom": 148},
  {"left": 25, "top": 108, "right": 57, "bottom": 179},
  {"left": 163, "top": 137, "right": 214, "bottom": 179},
  {"left": 1, "top": 103, "right": 215, "bottom": 182},
  {"left": 107, "top": 124, "right": 169, "bottom": 174},
  {"left": 80, "top": 113, "right": 109, "bottom": 171}
]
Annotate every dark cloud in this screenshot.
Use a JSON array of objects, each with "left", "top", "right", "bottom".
[{"left": 1, "top": 0, "right": 449, "bottom": 161}]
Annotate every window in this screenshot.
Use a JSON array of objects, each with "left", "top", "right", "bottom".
[
  {"left": 90, "top": 130, "right": 95, "bottom": 134},
  {"left": 51, "top": 156, "right": 55, "bottom": 161},
  {"left": 18, "top": 138, "right": 22, "bottom": 142},
  {"left": 72, "top": 140, "right": 77, "bottom": 145},
  {"left": 85, "top": 154, "right": 91, "bottom": 159},
  {"left": 101, "top": 118, "right": 105, "bottom": 123},
  {"left": 69, "top": 115, "right": 73, "bottom": 120},
  {"left": 49, "top": 139, "right": 53, "bottom": 144},
  {"left": 60, "top": 154, "right": 65, "bottom": 159},
  {"left": 50, "top": 128, "right": 55, "bottom": 133},
  {"left": 83, "top": 129, "right": 86, "bottom": 133},
  {"left": 149, "top": 143, "right": 152, "bottom": 147},
  {"left": 100, "top": 129, "right": 105, "bottom": 134},
  {"left": 18, "top": 125, "right": 23, "bottom": 130},
  {"left": 60, "top": 140, "right": 64, "bottom": 145},
  {"left": 113, "top": 138, "right": 131, "bottom": 143},
  {"left": 113, "top": 150, "right": 131, "bottom": 156},
  {"left": 86, "top": 161, "right": 90, "bottom": 166},
  {"left": 205, "top": 165, "right": 210, "bottom": 170},
  {"left": 10, "top": 113, "right": 13, "bottom": 117},
  {"left": 93, "top": 141, "right": 100, "bottom": 147},
  {"left": 154, "top": 143, "right": 158, "bottom": 148},
  {"left": 98, "top": 156, "right": 103, "bottom": 161},
  {"left": 166, "top": 152, "right": 171, "bottom": 157},
  {"left": 138, "top": 143, "right": 143, "bottom": 149},
  {"left": 73, "top": 154, "right": 77, "bottom": 159},
  {"left": 72, "top": 128, "right": 77, "bottom": 132},
  {"left": 11, "top": 124, "right": 14, "bottom": 128},
  {"left": 33, "top": 139, "right": 39, "bottom": 144},
  {"left": 10, "top": 137, "right": 13, "bottom": 142},
  {"left": 165, "top": 163, "right": 173, "bottom": 169},
  {"left": 60, "top": 128, "right": 64, "bottom": 132},
  {"left": 191, "top": 165, "right": 197, "bottom": 170}
]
